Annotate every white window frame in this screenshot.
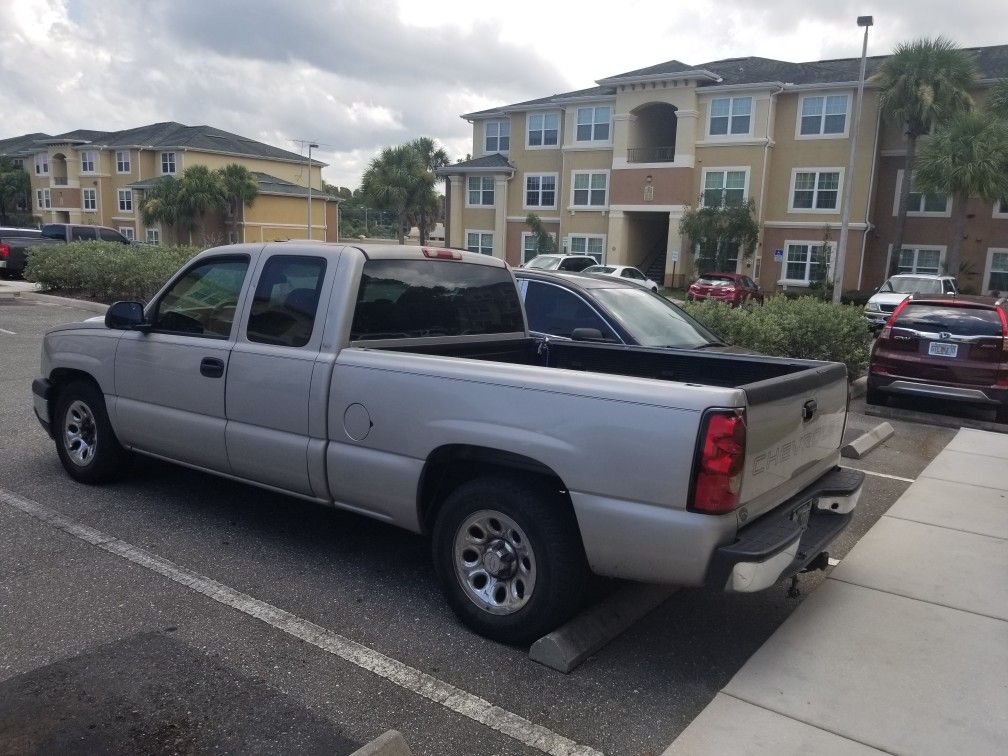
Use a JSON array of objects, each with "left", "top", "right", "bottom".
[
  {"left": 893, "top": 170, "right": 952, "bottom": 217},
  {"left": 566, "top": 233, "right": 606, "bottom": 262},
  {"left": 36, "top": 189, "right": 51, "bottom": 210},
  {"left": 788, "top": 167, "right": 844, "bottom": 214},
  {"left": 80, "top": 150, "right": 96, "bottom": 174},
  {"left": 160, "top": 151, "right": 177, "bottom": 175},
  {"left": 34, "top": 153, "right": 49, "bottom": 175},
  {"left": 12, "top": 158, "right": 23, "bottom": 170},
  {"left": 465, "top": 229, "right": 494, "bottom": 256},
  {"left": 574, "top": 105, "right": 612, "bottom": 144},
  {"left": 146, "top": 227, "right": 161, "bottom": 245},
  {"left": 526, "top": 111, "right": 561, "bottom": 149},
  {"left": 983, "top": 247, "right": 1008, "bottom": 293},
  {"left": 994, "top": 199, "right": 1008, "bottom": 219},
  {"left": 780, "top": 239, "right": 833, "bottom": 285},
  {"left": 896, "top": 245, "right": 946, "bottom": 275},
  {"left": 465, "top": 175, "right": 495, "bottom": 208},
  {"left": 570, "top": 170, "right": 609, "bottom": 209},
  {"left": 700, "top": 167, "right": 750, "bottom": 208},
  {"left": 116, "top": 150, "right": 131, "bottom": 174},
  {"left": 796, "top": 92, "right": 852, "bottom": 139},
  {"left": 118, "top": 226, "right": 135, "bottom": 241},
  {"left": 82, "top": 187, "right": 97, "bottom": 211},
  {"left": 521, "top": 231, "right": 558, "bottom": 264},
  {"left": 523, "top": 172, "right": 558, "bottom": 209},
  {"left": 707, "top": 96, "right": 754, "bottom": 138},
  {"left": 484, "top": 120, "right": 510, "bottom": 154},
  {"left": 117, "top": 188, "right": 133, "bottom": 213}
]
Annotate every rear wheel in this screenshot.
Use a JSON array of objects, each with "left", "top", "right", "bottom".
[
  {"left": 54, "top": 380, "right": 131, "bottom": 483},
  {"left": 996, "top": 404, "right": 1008, "bottom": 425},
  {"left": 865, "top": 384, "right": 887, "bottom": 407}
]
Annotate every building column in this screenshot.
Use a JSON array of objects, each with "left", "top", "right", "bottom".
[
  {"left": 665, "top": 209, "right": 688, "bottom": 288},
  {"left": 493, "top": 176, "right": 508, "bottom": 260},
  {"left": 606, "top": 210, "right": 627, "bottom": 265},
  {"left": 448, "top": 176, "right": 463, "bottom": 248}
]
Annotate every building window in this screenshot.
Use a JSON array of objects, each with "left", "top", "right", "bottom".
[
  {"left": 896, "top": 171, "right": 950, "bottom": 215},
  {"left": 984, "top": 249, "right": 1008, "bottom": 293},
  {"left": 791, "top": 169, "right": 841, "bottom": 211},
  {"left": 524, "top": 173, "right": 557, "bottom": 208},
  {"left": 702, "top": 169, "right": 747, "bottom": 207},
  {"left": 568, "top": 235, "right": 604, "bottom": 261},
  {"left": 576, "top": 106, "right": 611, "bottom": 142},
  {"left": 783, "top": 241, "right": 830, "bottom": 283},
  {"left": 35, "top": 153, "right": 49, "bottom": 175},
  {"left": 466, "top": 176, "right": 494, "bottom": 206},
  {"left": 161, "top": 151, "right": 176, "bottom": 174},
  {"left": 485, "top": 120, "right": 510, "bottom": 153},
  {"left": 118, "top": 188, "right": 133, "bottom": 212},
  {"left": 36, "top": 189, "right": 51, "bottom": 210},
  {"left": 82, "top": 188, "right": 97, "bottom": 211},
  {"left": 799, "top": 94, "right": 849, "bottom": 136},
  {"left": 12, "top": 158, "right": 23, "bottom": 170},
  {"left": 522, "top": 232, "right": 557, "bottom": 264},
  {"left": 571, "top": 171, "right": 608, "bottom": 207},
  {"left": 116, "top": 150, "right": 131, "bottom": 173},
  {"left": 709, "top": 97, "right": 752, "bottom": 136},
  {"left": 897, "top": 247, "right": 943, "bottom": 275},
  {"left": 118, "top": 226, "right": 135, "bottom": 241},
  {"left": 527, "top": 112, "right": 560, "bottom": 147},
  {"left": 465, "top": 230, "right": 494, "bottom": 255},
  {"left": 146, "top": 228, "right": 161, "bottom": 245},
  {"left": 80, "top": 151, "right": 95, "bottom": 173}
]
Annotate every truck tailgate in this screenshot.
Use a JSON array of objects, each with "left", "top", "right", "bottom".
[{"left": 740, "top": 361, "right": 848, "bottom": 519}]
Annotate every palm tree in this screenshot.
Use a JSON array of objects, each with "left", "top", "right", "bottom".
[
  {"left": 360, "top": 145, "right": 429, "bottom": 244},
  {"left": 914, "top": 110, "right": 1008, "bottom": 279},
  {"left": 140, "top": 176, "right": 184, "bottom": 243},
  {"left": 988, "top": 79, "right": 1008, "bottom": 120},
  {"left": 177, "top": 165, "right": 227, "bottom": 245},
  {"left": 0, "top": 155, "right": 30, "bottom": 225},
  {"left": 218, "top": 163, "right": 259, "bottom": 243},
  {"left": 409, "top": 137, "right": 449, "bottom": 244},
  {"left": 873, "top": 37, "right": 978, "bottom": 275}
]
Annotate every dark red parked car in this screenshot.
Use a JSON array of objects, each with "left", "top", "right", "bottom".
[
  {"left": 686, "top": 273, "right": 763, "bottom": 306},
  {"left": 867, "top": 294, "right": 1008, "bottom": 423}
]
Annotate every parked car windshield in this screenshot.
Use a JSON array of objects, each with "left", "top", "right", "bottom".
[
  {"left": 882, "top": 277, "right": 944, "bottom": 294},
  {"left": 525, "top": 255, "right": 562, "bottom": 270},
  {"left": 591, "top": 287, "right": 720, "bottom": 348},
  {"left": 696, "top": 276, "right": 735, "bottom": 286},
  {"left": 893, "top": 304, "right": 1003, "bottom": 337}
]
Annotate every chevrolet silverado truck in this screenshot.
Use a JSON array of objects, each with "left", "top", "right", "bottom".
[{"left": 31, "top": 243, "right": 862, "bottom": 644}]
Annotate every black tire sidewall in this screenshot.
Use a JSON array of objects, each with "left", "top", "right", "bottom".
[{"left": 54, "top": 380, "right": 127, "bottom": 484}]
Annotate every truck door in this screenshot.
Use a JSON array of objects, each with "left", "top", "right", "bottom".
[
  {"left": 114, "top": 254, "right": 253, "bottom": 471},
  {"left": 225, "top": 253, "right": 331, "bottom": 497}
]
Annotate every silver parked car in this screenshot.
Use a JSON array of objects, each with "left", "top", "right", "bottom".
[{"left": 582, "top": 264, "right": 660, "bottom": 292}]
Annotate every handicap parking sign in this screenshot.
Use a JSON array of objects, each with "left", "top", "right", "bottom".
[{"left": 774, "top": 248, "right": 784, "bottom": 261}]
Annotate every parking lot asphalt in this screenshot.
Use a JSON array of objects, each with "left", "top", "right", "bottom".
[{"left": 0, "top": 298, "right": 956, "bottom": 755}]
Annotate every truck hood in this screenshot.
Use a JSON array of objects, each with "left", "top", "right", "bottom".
[
  {"left": 46, "top": 315, "right": 108, "bottom": 334},
  {"left": 866, "top": 292, "right": 910, "bottom": 308}
]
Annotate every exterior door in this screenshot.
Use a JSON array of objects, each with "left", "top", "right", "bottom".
[
  {"left": 114, "top": 254, "right": 253, "bottom": 471},
  {"left": 225, "top": 253, "right": 331, "bottom": 497}
]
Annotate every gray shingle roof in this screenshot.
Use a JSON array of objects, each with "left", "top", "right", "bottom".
[
  {"left": 127, "top": 172, "right": 337, "bottom": 201},
  {"left": 436, "top": 153, "right": 514, "bottom": 175},
  {"left": 0, "top": 132, "right": 52, "bottom": 157}
]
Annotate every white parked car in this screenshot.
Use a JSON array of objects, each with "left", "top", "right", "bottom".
[
  {"left": 582, "top": 265, "right": 660, "bottom": 293},
  {"left": 863, "top": 274, "right": 958, "bottom": 330},
  {"left": 521, "top": 254, "right": 598, "bottom": 272}
]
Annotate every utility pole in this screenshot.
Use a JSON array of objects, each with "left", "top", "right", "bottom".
[
  {"left": 833, "top": 16, "right": 873, "bottom": 304},
  {"left": 307, "top": 142, "right": 318, "bottom": 239}
]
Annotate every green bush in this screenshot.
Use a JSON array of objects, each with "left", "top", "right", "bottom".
[
  {"left": 680, "top": 296, "right": 872, "bottom": 379},
  {"left": 841, "top": 289, "right": 875, "bottom": 306},
  {"left": 24, "top": 241, "right": 201, "bottom": 303}
]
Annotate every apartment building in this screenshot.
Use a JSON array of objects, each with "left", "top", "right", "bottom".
[
  {"left": 439, "top": 46, "right": 1008, "bottom": 293},
  {"left": 0, "top": 122, "right": 338, "bottom": 244}
]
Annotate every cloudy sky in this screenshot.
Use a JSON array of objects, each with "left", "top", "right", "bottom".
[{"left": 2, "top": 0, "right": 1003, "bottom": 187}]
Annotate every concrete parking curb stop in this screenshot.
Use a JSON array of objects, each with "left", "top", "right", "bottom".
[
  {"left": 841, "top": 421, "right": 894, "bottom": 459},
  {"left": 529, "top": 584, "right": 677, "bottom": 673},
  {"left": 349, "top": 730, "right": 413, "bottom": 756}
]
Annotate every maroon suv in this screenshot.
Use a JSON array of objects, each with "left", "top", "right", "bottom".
[
  {"left": 686, "top": 273, "right": 763, "bottom": 306},
  {"left": 867, "top": 295, "right": 1008, "bottom": 423}
]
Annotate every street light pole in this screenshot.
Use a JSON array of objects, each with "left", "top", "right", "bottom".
[
  {"left": 307, "top": 142, "right": 318, "bottom": 239},
  {"left": 833, "top": 15, "right": 873, "bottom": 304}
]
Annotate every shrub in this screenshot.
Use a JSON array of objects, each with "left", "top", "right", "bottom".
[
  {"left": 841, "top": 289, "right": 875, "bottom": 307},
  {"left": 680, "top": 296, "right": 872, "bottom": 379},
  {"left": 24, "top": 241, "right": 201, "bottom": 303}
]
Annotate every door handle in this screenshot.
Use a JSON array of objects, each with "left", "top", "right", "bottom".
[{"left": 200, "top": 357, "right": 225, "bottom": 378}]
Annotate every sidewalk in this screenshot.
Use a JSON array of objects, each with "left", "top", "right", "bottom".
[{"left": 665, "top": 427, "right": 1008, "bottom": 755}]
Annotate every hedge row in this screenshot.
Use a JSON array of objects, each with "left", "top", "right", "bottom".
[
  {"left": 24, "top": 241, "right": 201, "bottom": 303},
  {"left": 680, "top": 296, "right": 872, "bottom": 379}
]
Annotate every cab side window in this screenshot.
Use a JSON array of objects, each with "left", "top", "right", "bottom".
[
  {"left": 98, "top": 227, "right": 125, "bottom": 243},
  {"left": 523, "top": 281, "right": 616, "bottom": 340},
  {"left": 153, "top": 257, "right": 250, "bottom": 338},
  {"left": 247, "top": 256, "right": 327, "bottom": 347},
  {"left": 71, "top": 226, "right": 95, "bottom": 241}
]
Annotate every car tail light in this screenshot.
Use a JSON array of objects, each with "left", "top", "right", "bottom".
[
  {"left": 422, "top": 247, "right": 463, "bottom": 260},
  {"left": 691, "top": 410, "right": 746, "bottom": 514},
  {"left": 879, "top": 298, "right": 911, "bottom": 340},
  {"left": 0, "top": 243, "right": 9, "bottom": 259}
]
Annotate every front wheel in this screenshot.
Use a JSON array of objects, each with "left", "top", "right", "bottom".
[
  {"left": 54, "top": 380, "right": 131, "bottom": 483},
  {"left": 432, "top": 476, "right": 590, "bottom": 645}
]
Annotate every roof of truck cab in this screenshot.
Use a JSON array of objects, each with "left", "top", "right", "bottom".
[{"left": 198, "top": 241, "right": 508, "bottom": 268}]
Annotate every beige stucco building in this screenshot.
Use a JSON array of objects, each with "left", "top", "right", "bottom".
[
  {"left": 0, "top": 122, "right": 337, "bottom": 245},
  {"left": 440, "top": 46, "right": 1008, "bottom": 294}
]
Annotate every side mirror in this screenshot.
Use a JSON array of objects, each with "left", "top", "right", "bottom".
[
  {"left": 105, "top": 301, "right": 146, "bottom": 330},
  {"left": 571, "top": 327, "right": 606, "bottom": 342}
]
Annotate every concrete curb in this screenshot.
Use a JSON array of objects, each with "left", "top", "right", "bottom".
[
  {"left": 864, "top": 402, "right": 1008, "bottom": 435},
  {"left": 22, "top": 291, "right": 108, "bottom": 314},
  {"left": 348, "top": 730, "right": 413, "bottom": 756},
  {"left": 848, "top": 376, "right": 867, "bottom": 399},
  {"left": 841, "top": 421, "right": 894, "bottom": 459},
  {"left": 529, "top": 584, "right": 676, "bottom": 673}
]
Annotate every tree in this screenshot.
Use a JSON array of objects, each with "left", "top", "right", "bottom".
[
  {"left": 525, "top": 213, "right": 556, "bottom": 256},
  {"left": 360, "top": 145, "right": 429, "bottom": 244},
  {"left": 988, "top": 79, "right": 1008, "bottom": 120},
  {"left": 409, "top": 137, "right": 449, "bottom": 244},
  {"left": 176, "top": 165, "right": 227, "bottom": 244},
  {"left": 678, "top": 199, "right": 760, "bottom": 276},
  {"left": 913, "top": 109, "right": 1008, "bottom": 278},
  {"left": 218, "top": 163, "right": 259, "bottom": 243},
  {"left": 873, "top": 37, "right": 978, "bottom": 275},
  {"left": 0, "top": 156, "right": 31, "bottom": 225},
  {"left": 140, "top": 176, "right": 184, "bottom": 243}
]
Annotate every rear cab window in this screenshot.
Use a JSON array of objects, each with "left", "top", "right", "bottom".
[
  {"left": 893, "top": 304, "right": 1004, "bottom": 337},
  {"left": 350, "top": 259, "right": 524, "bottom": 341},
  {"left": 247, "top": 255, "right": 327, "bottom": 347}
]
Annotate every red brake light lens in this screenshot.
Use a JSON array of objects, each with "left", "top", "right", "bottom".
[
  {"left": 0, "top": 243, "right": 9, "bottom": 259},
  {"left": 422, "top": 247, "right": 463, "bottom": 260},
  {"left": 691, "top": 410, "right": 746, "bottom": 514},
  {"left": 879, "top": 297, "right": 911, "bottom": 340}
]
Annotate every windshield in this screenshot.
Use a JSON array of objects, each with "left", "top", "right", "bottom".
[
  {"left": 525, "top": 255, "right": 561, "bottom": 270},
  {"left": 696, "top": 276, "right": 735, "bottom": 287},
  {"left": 883, "top": 277, "right": 943, "bottom": 294},
  {"left": 591, "top": 287, "right": 720, "bottom": 348}
]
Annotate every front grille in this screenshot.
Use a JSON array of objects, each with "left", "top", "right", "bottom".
[{"left": 878, "top": 303, "right": 897, "bottom": 313}]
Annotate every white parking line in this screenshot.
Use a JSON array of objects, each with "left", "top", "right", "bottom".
[
  {"left": 0, "top": 488, "right": 603, "bottom": 756},
  {"left": 840, "top": 465, "right": 915, "bottom": 484},
  {"left": 0, "top": 328, "right": 16, "bottom": 335}
]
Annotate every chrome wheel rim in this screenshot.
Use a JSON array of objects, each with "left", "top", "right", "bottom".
[
  {"left": 63, "top": 399, "right": 97, "bottom": 467},
  {"left": 453, "top": 509, "right": 536, "bottom": 616}
]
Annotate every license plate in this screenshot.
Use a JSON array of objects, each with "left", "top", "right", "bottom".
[
  {"left": 928, "top": 342, "right": 958, "bottom": 358},
  {"left": 790, "top": 501, "right": 813, "bottom": 530}
]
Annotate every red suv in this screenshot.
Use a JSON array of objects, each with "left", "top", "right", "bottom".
[
  {"left": 867, "top": 295, "right": 1008, "bottom": 423},
  {"left": 687, "top": 273, "right": 763, "bottom": 306}
]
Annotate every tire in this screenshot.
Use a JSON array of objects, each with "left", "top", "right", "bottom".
[
  {"left": 53, "top": 379, "right": 131, "bottom": 484},
  {"left": 865, "top": 384, "right": 887, "bottom": 407},
  {"left": 996, "top": 404, "right": 1008, "bottom": 425},
  {"left": 432, "top": 475, "right": 590, "bottom": 645}
]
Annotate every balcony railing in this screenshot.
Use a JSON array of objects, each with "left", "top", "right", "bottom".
[
  {"left": 627, "top": 146, "right": 676, "bottom": 163},
  {"left": 52, "top": 175, "right": 68, "bottom": 186}
]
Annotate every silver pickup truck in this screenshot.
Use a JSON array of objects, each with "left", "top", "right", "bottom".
[{"left": 32, "top": 243, "right": 863, "bottom": 643}]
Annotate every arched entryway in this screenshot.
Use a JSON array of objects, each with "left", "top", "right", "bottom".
[{"left": 627, "top": 103, "right": 677, "bottom": 163}]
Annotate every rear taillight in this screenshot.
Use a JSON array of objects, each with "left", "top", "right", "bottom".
[
  {"left": 879, "top": 297, "right": 911, "bottom": 340},
  {"left": 691, "top": 410, "right": 746, "bottom": 514},
  {"left": 422, "top": 247, "right": 463, "bottom": 260},
  {"left": 0, "top": 243, "right": 9, "bottom": 259}
]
